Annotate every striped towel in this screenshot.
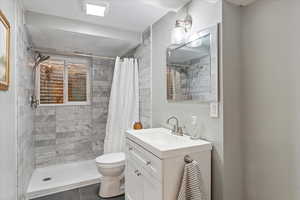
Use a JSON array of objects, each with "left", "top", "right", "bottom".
[{"left": 177, "top": 160, "right": 207, "bottom": 200}]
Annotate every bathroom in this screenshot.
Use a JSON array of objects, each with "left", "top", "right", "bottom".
[{"left": 0, "top": 0, "right": 299, "bottom": 200}]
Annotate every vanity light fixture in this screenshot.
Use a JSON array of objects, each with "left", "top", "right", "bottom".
[
  {"left": 83, "top": 0, "right": 109, "bottom": 17},
  {"left": 171, "top": 4, "right": 193, "bottom": 45},
  {"left": 171, "top": 21, "right": 186, "bottom": 45}
]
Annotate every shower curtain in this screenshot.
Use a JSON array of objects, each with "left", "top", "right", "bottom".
[{"left": 104, "top": 57, "right": 139, "bottom": 153}]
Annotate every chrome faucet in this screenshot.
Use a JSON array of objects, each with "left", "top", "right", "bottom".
[{"left": 166, "top": 116, "right": 184, "bottom": 136}]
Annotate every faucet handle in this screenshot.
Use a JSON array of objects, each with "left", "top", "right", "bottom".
[
  {"left": 177, "top": 127, "right": 184, "bottom": 136},
  {"left": 171, "top": 124, "right": 177, "bottom": 134}
]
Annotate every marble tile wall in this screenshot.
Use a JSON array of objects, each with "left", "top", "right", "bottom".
[
  {"left": 15, "top": 1, "right": 36, "bottom": 199},
  {"left": 34, "top": 58, "right": 114, "bottom": 168},
  {"left": 180, "top": 56, "right": 211, "bottom": 100},
  {"left": 134, "top": 28, "right": 152, "bottom": 128}
]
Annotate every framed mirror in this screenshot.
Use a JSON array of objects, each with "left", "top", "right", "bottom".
[{"left": 166, "top": 25, "right": 218, "bottom": 103}]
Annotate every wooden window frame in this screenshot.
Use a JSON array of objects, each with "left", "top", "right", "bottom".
[{"left": 36, "top": 55, "right": 91, "bottom": 106}]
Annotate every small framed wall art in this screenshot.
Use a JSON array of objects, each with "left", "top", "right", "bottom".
[{"left": 0, "top": 10, "right": 10, "bottom": 91}]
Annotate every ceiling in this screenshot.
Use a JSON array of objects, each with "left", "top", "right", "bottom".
[
  {"left": 24, "top": 0, "right": 258, "bottom": 57},
  {"left": 24, "top": 0, "right": 189, "bottom": 57},
  {"left": 27, "top": 26, "right": 133, "bottom": 57},
  {"left": 23, "top": 0, "right": 189, "bottom": 32}
]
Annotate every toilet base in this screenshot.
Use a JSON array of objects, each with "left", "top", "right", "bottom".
[
  {"left": 99, "top": 193, "right": 125, "bottom": 199},
  {"left": 99, "top": 176, "right": 125, "bottom": 198}
]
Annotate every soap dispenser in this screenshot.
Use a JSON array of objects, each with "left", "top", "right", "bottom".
[{"left": 190, "top": 116, "right": 204, "bottom": 140}]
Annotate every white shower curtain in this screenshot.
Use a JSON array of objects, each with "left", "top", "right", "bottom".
[{"left": 104, "top": 57, "right": 139, "bottom": 153}]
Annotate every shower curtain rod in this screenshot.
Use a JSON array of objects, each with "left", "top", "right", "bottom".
[{"left": 30, "top": 47, "right": 116, "bottom": 61}]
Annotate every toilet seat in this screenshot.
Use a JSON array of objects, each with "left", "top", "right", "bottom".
[{"left": 96, "top": 152, "right": 125, "bottom": 167}]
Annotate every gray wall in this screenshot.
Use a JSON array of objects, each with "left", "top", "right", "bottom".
[
  {"left": 0, "top": 0, "right": 26, "bottom": 199},
  {"left": 241, "top": 0, "right": 300, "bottom": 199},
  {"left": 151, "top": 1, "right": 223, "bottom": 200},
  {"left": 222, "top": 2, "right": 243, "bottom": 200},
  {"left": 134, "top": 28, "right": 152, "bottom": 128},
  {"left": 34, "top": 58, "right": 114, "bottom": 167},
  {"left": 16, "top": 2, "right": 36, "bottom": 200}
]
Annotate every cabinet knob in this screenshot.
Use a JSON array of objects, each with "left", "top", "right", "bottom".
[
  {"left": 134, "top": 170, "right": 142, "bottom": 176},
  {"left": 129, "top": 147, "right": 133, "bottom": 151},
  {"left": 146, "top": 161, "right": 151, "bottom": 165}
]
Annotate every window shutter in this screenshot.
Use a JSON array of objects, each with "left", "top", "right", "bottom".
[
  {"left": 39, "top": 60, "right": 64, "bottom": 104},
  {"left": 67, "top": 63, "right": 88, "bottom": 102}
]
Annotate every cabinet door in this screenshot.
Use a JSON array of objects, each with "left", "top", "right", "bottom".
[
  {"left": 126, "top": 160, "right": 143, "bottom": 200},
  {"left": 142, "top": 170, "right": 162, "bottom": 200}
]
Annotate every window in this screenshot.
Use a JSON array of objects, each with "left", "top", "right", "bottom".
[{"left": 37, "top": 57, "right": 90, "bottom": 105}]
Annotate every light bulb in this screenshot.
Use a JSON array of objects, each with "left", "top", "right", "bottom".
[{"left": 171, "top": 26, "right": 186, "bottom": 45}]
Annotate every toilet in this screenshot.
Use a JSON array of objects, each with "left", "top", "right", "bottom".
[{"left": 95, "top": 152, "right": 125, "bottom": 198}]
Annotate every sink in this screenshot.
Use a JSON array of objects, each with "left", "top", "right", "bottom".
[{"left": 126, "top": 128, "right": 212, "bottom": 159}]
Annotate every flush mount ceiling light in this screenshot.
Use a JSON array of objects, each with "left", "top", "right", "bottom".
[{"left": 82, "top": 0, "right": 109, "bottom": 17}]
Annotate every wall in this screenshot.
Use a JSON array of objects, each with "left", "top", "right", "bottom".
[
  {"left": 34, "top": 58, "right": 114, "bottom": 167},
  {"left": 151, "top": 1, "right": 223, "bottom": 200},
  {"left": 222, "top": 2, "right": 243, "bottom": 200},
  {"left": 134, "top": 28, "right": 152, "bottom": 128},
  {"left": 15, "top": 1, "right": 35, "bottom": 200},
  {"left": 241, "top": 0, "right": 300, "bottom": 199},
  {"left": 0, "top": 0, "right": 18, "bottom": 199}
]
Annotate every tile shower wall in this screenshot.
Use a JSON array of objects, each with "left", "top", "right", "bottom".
[
  {"left": 34, "top": 58, "right": 114, "bottom": 167},
  {"left": 181, "top": 56, "right": 211, "bottom": 99},
  {"left": 134, "top": 28, "right": 152, "bottom": 128},
  {"left": 16, "top": 1, "right": 35, "bottom": 199}
]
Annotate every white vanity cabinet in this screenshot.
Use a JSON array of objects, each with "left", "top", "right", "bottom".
[
  {"left": 125, "top": 128, "right": 212, "bottom": 200},
  {"left": 125, "top": 139, "right": 162, "bottom": 200}
]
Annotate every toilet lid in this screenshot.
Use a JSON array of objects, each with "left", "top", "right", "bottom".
[{"left": 95, "top": 152, "right": 125, "bottom": 165}]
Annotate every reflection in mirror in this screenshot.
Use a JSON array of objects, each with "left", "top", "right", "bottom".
[{"left": 166, "top": 25, "right": 218, "bottom": 103}]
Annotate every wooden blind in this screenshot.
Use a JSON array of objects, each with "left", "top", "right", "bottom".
[
  {"left": 39, "top": 61, "right": 64, "bottom": 104},
  {"left": 166, "top": 66, "right": 174, "bottom": 100},
  {"left": 39, "top": 59, "right": 89, "bottom": 105},
  {"left": 68, "top": 63, "right": 88, "bottom": 102}
]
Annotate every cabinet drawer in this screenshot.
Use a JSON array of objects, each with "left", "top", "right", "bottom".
[
  {"left": 125, "top": 139, "right": 135, "bottom": 160},
  {"left": 135, "top": 143, "right": 162, "bottom": 181},
  {"left": 125, "top": 138, "right": 162, "bottom": 181}
]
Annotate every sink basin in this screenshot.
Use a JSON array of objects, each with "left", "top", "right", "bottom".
[{"left": 126, "top": 128, "right": 212, "bottom": 159}]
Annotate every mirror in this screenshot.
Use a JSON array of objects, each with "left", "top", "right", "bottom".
[{"left": 166, "top": 25, "right": 218, "bottom": 103}]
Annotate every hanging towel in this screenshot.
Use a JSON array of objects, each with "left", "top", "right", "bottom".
[{"left": 177, "top": 160, "right": 207, "bottom": 200}]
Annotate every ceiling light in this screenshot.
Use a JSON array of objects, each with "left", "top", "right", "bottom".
[
  {"left": 171, "top": 23, "right": 186, "bottom": 45},
  {"left": 171, "top": 15, "right": 193, "bottom": 45},
  {"left": 171, "top": 3, "right": 193, "bottom": 45},
  {"left": 83, "top": 0, "right": 109, "bottom": 17},
  {"left": 86, "top": 4, "right": 106, "bottom": 16}
]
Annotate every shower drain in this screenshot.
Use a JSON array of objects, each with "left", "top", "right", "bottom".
[{"left": 42, "top": 177, "right": 52, "bottom": 182}]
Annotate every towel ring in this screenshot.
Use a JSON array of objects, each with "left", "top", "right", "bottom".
[{"left": 184, "top": 155, "right": 193, "bottom": 163}]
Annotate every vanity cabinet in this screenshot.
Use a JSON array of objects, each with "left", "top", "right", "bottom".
[
  {"left": 125, "top": 139, "right": 162, "bottom": 200},
  {"left": 125, "top": 129, "right": 212, "bottom": 200}
]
